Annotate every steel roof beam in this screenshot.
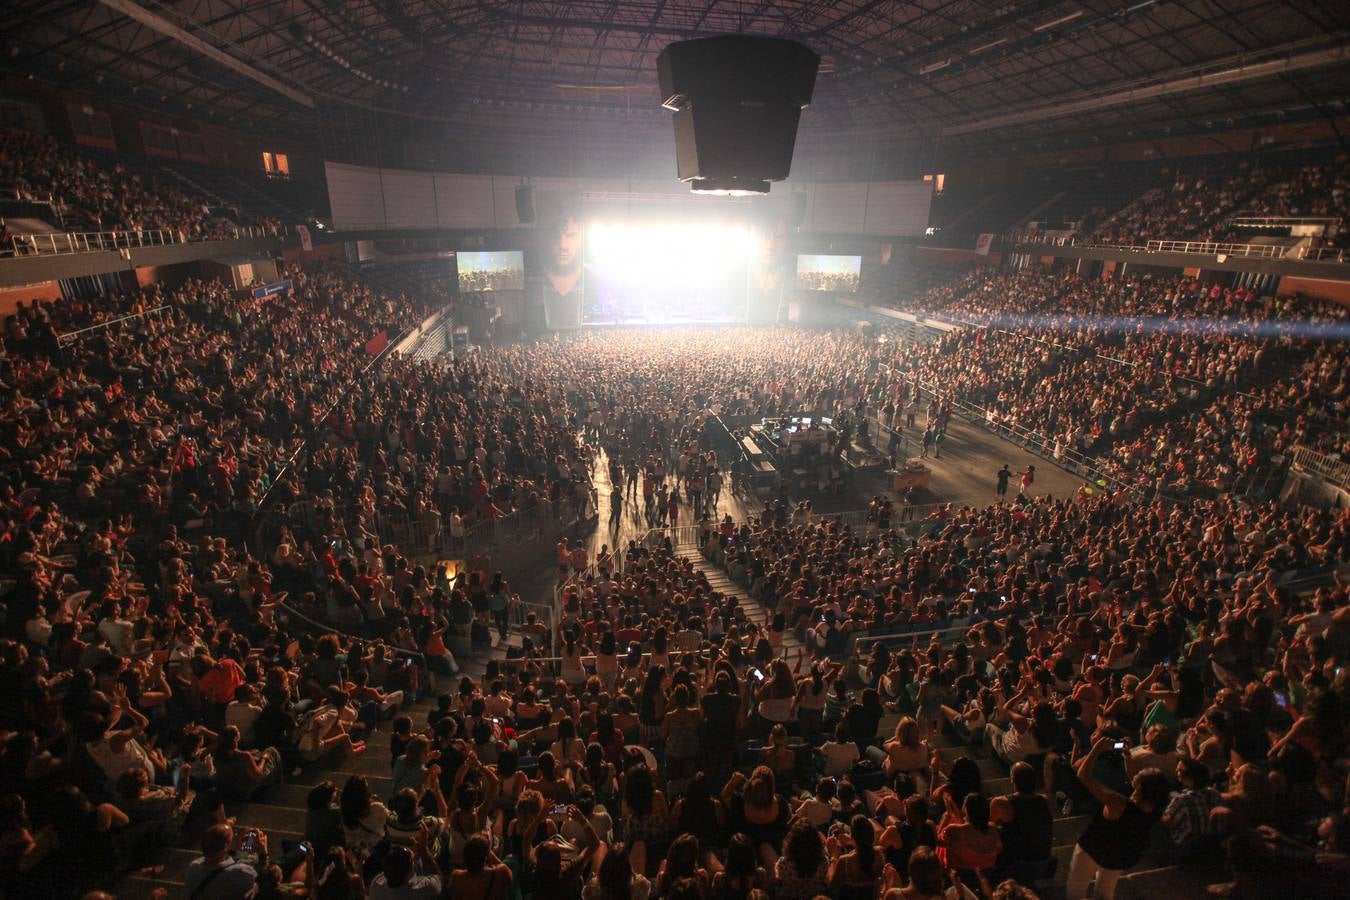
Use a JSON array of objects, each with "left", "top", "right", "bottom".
[
  {"left": 943, "top": 39, "right": 1350, "bottom": 136},
  {"left": 94, "top": 0, "right": 314, "bottom": 107}
]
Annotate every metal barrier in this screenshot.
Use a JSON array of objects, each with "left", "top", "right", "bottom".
[
  {"left": 5, "top": 222, "right": 286, "bottom": 257},
  {"left": 0, "top": 187, "right": 53, "bottom": 204},
  {"left": 1291, "top": 445, "right": 1350, "bottom": 489},
  {"left": 1144, "top": 239, "right": 1285, "bottom": 258},
  {"left": 1227, "top": 215, "right": 1341, "bottom": 230},
  {"left": 1004, "top": 230, "right": 1350, "bottom": 264},
  {"left": 253, "top": 320, "right": 412, "bottom": 515},
  {"left": 57, "top": 305, "right": 170, "bottom": 343},
  {"left": 372, "top": 499, "right": 582, "bottom": 559},
  {"left": 1299, "top": 246, "right": 1348, "bottom": 263}
]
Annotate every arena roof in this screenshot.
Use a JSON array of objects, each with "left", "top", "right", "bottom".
[{"left": 6, "top": 0, "right": 1350, "bottom": 152}]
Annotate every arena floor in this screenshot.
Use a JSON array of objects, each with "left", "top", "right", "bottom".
[{"left": 513, "top": 417, "right": 1088, "bottom": 608}]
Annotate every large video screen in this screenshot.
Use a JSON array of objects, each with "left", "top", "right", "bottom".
[
  {"left": 796, "top": 253, "right": 861, "bottom": 292},
  {"left": 456, "top": 250, "right": 524, "bottom": 292}
]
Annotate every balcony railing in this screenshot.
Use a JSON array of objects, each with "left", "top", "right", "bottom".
[
  {"left": 1006, "top": 231, "right": 1348, "bottom": 263},
  {"left": 3, "top": 223, "right": 287, "bottom": 257},
  {"left": 57, "top": 305, "right": 170, "bottom": 344},
  {"left": 1227, "top": 215, "right": 1342, "bottom": 230},
  {"left": 0, "top": 187, "right": 55, "bottom": 205}
]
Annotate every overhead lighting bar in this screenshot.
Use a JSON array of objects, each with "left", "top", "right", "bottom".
[
  {"left": 919, "top": 58, "right": 951, "bottom": 75},
  {"left": 1034, "top": 11, "right": 1084, "bottom": 32},
  {"left": 96, "top": 0, "right": 314, "bottom": 108},
  {"left": 970, "top": 38, "right": 1007, "bottom": 55}
]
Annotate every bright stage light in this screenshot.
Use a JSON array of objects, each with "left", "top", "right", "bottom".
[
  {"left": 584, "top": 221, "right": 759, "bottom": 324},
  {"left": 587, "top": 222, "right": 755, "bottom": 277}
]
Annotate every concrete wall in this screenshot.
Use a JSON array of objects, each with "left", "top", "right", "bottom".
[
  {"left": 0, "top": 280, "right": 63, "bottom": 318},
  {"left": 1276, "top": 276, "right": 1350, "bottom": 306}
]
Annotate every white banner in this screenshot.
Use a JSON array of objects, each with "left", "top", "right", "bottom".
[
  {"left": 296, "top": 224, "right": 313, "bottom": 252},
  {"left": 974, "top": 233, "right": 994, "bottom": 256}
]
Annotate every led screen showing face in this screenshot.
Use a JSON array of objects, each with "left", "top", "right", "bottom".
[
  {"left": 456, "top": 250, "right": 525, "bottom": 292},
  {"left": 795, "top": 254, "right": 861, "bottom": 292}
]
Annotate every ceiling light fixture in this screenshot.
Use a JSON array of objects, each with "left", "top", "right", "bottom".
[{"left": 1034, "top": 11, "right": 1084, "bottom": 32}]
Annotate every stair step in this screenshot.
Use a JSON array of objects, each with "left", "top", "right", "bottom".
[
  {"left": 118, "top": 876, "right": 187, "bottom": 899},
  {"left": 225, "top": 801, "right": 308, "bottom": 833}
]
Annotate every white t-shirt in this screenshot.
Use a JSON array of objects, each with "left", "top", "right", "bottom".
[
  {"left": 87, "top": 735, "right": 156, "bottom": 786},
  {"left": 225, "top": 701, "right": 263, "bottom": 743},
  {"left": 797, "top": 797, "right": 835, "bottom": 828},
  {"left": 98, "top": 617, "right": 134, "bottom": 654},
  {"left": 821, "top": 740, "right": 860, "bottom": 777},
  {"left": 342, "top": 802, "right": 390, "bottom": 854}
]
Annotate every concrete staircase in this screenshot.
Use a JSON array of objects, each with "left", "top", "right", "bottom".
[
  {"left": 687, "top": 553, "right": 808, "bottom": 660},
  {"left": 115, "top": 636, "right": 520, "bottom": 899}
]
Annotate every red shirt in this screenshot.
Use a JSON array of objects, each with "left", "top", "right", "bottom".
[{"left": 198, "top": 659, "right": 245, "bottom": 705}]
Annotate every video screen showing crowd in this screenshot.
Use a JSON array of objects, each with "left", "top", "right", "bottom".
[
  {"left": 796, "top": 253, "right": 862, "bottom": 293},
  {"left": 455, "top": 250, "right": 525, "bottom": 293}
]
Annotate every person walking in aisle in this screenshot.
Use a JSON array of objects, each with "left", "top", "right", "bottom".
[
  {"left": 920, "top": 427, "right": 934, "bottom": 459},
  {"left": 996, "top": 464, "right": 1011, "bottom": 498}
]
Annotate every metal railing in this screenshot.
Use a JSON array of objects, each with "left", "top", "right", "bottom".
[
  {"left": 0, "top": 187, "right": 54, "bottom": 204},
  {"left": 1005, "top": 230, "right": 1350, "bottom": 264},
  {"left": 1227, "top": 215, "right": 1341, "bottom": 229},
  {"left": 371, "top": 498, "right": 593, "bottom": 560},
  {"left": 4, "top": 222, "right": 287, "bottom": 257},
  {"left": 1144, "top": 239, "right": 1286, "bottom": 258},
  {"left": 1299, "top": 246, "right": 1348, "bottom": 263},
  {"left": 253, "top": 321, "right": 412, "bottom": 514},
  {"left": 56, "top": 304, "right": 169, "bottom": 343},
  {"left": 1290, "top": 444, "right": 1350, "bottom": 489}
]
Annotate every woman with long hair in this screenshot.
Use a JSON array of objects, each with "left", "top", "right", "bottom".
[
  {"left": 653, "top": 833, "right": 708, "bottom": 899},
  {"left": 792, "top": 661, "right": 837, "bottom": 738},
  {"left": 638, "top": 665, "right": 668, "bottom": 745},
  {"left": 938, "top": 792, "right": 1001, "bottom": 884},
  {"left": 621, "top": 763, "right": 670, "bottom": 877},
  {"left": 595, "top": 630, "right": 619, "bottom": 690},
  {"left": 582, "top": 841, "right": 651, "bottom": 900},
  {"left": 662, "top": 682, "right": 703, "bottom": 783},
  {"left": 672, "top": 771, "right": 726, "bottom": 851},
  {"left": 579, "top": 741, "right": 619, "bottom": 809},
  {"left": 550, "top": 716, "right": 587, "bottom": 775},
  {"left": 709, "top": 833, "right": 769, "bottom": 900},
  {"left": 449, "top": 833, "right": 513, "bottom": 900},
  {"left": 829, "top": 814, "right": 884, "bottom": 900},
  {"left": 338, "top": 774, "right": 388, "bottom": 857},
  {"left": 753, "top": 659, "right": 795, "bottom": 737},
  {"left": 561, "top": 630, "right": 587, "bottom": 686},
  {"left": 772, "top": 818, "right": 827, "bottom": 900},
  {"left": 722, "top": 765, "right": 788, "bottom": 867},
  {"left": 883, "top": 716, "right": 932, "bottom": 793}
]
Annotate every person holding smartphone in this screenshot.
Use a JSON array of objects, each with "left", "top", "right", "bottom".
[
  {"left": 183, "top": 823, "right": 266, "bottom": 900},
  {"left": 1065, "top": 737, "right": 1172, "bottom": 900}
]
